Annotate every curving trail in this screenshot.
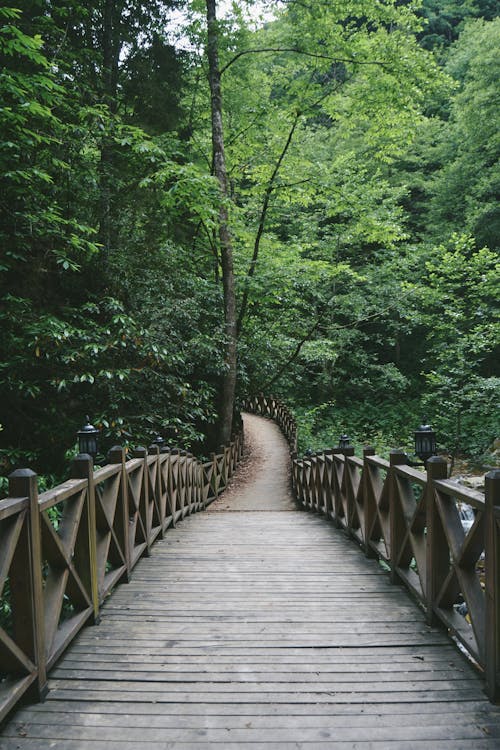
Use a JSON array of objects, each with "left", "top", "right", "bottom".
[
  {"left": 1, "top": 414, "right": 500, "bottom": 748},
  {"left": 209, "top": 413, "right": 296, "bottom": 512}
]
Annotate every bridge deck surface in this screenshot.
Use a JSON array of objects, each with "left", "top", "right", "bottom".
[{"left": 2, "top": 414, "right": 500, "bottom": 748}]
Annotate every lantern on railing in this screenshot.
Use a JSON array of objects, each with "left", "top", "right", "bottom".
[
  {"left": 77, "top": 416, "right": 100, "bottom": 459},
  {"left": 152, "top": 434, "right": 166, "bottom": 450},
  {"left": 414, "top": 420, "right": 437, "bottom": 466},
  {"left": 338, "top": 434, "right": 351, "bottom": 450}
]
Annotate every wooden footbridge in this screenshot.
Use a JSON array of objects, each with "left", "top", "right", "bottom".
[{"left": 1, "top": 397, "right": 500, "bottom": 748}]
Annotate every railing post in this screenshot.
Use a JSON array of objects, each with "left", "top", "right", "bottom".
[
  {"left": 290, "top": 451, "right": 298, "bottom": 494},
  {"left": 389, "top": 450, "right": 408, "bottom": 583},
  {"left": 196, "top": 459, "right": 203, "bottom": 511},
  {"left": 224, "top": 444, "right": 232, "bottom": 481},
  {"left": 239, "top": 428, "right": 245, "bottom": 461},
  {"left": 133, "top": 446, "right": 151, "bottom": 552},
  {"left": 162, "top": 448, "right": 175, "bottom": 527},
  {"left": 309, "top": 453, "right": 317, "bottom": 511},
  {"left": 485, "top": 469, "right": 500, "bottom": 702},
  {"left": 169, "top": 449, "right": 179, "bottom": 523},
  {"left": 331, "top": 447, "right": 344, "bottom": 526},
  {"left": 306, "top": 454, "right": 315, "bottom": 510},
  {"left": 8, "top": 469, "right": 48, "bottom": 701},
  {"left": 315, "top": 453, "right": 322, "bottom": 513},
  {"left": 363, "top": 446, "right": 376, "bottom": 557},
  {"left": 70, "top": 454, "right": 100, "bottom": 624},
  {"left": 191, "top": 457, "right": 198, "bottom": 513},
  {"left": 343, "top": 445, "right": 355, "bottom": 535},
  {"left": 179, "top": 451, "right": 189, "bottom": 515},
  {"left": 148, "top": 445, "right": 165, "bottom": 538},
  {"left": 425, "top": 456, "right": 448, "bottom": 625},
  {"left": 187, "top": 453, "right": 195, "bottom": 513},
  {"left": 107, "top": 446, "right": 131, "bottom": 580},
  {"left": 210, "top": 452, "right": 219, "bottom": 501},
  {"left": 322, "top": 449, "right": 333, "bottom": 517}
]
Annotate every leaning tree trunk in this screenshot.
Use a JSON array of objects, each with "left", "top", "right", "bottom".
[{"left": 206, "top": 0, "right": 238, "bottom": 445}]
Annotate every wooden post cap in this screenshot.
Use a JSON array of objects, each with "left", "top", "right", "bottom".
[
  {"left": 426, "top": 455, "right": 448, "bottom": 478},
  {"left": 486, "top": 469, "right": 500, "bottom": 505},
  {"left": 8, "top": 468, "right": 37, "bottom": 495},
  {"left": 107, "top": 446, "right": 125, "bottom": 463},
  {"left": 8, "top": 467, "right": 37, "bottom": 480}
]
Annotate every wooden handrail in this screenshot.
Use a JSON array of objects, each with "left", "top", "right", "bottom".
[
  {"left": 0, "top": 426, "right": 244, "bottom": 723},
  {"left": 245, "top": 395, "right": 500, "bottom": 703}
]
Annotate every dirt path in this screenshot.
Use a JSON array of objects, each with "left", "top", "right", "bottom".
[{"left": 209, "top": 412, "right": 297, "bottom": 512}]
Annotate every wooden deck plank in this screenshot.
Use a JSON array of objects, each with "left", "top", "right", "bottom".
[
  {"left": 14, "top": 698, "right": 500, "bottom": 718},
  {"left": 9, "top": 705, "right": 499, "bottom": 727},
  {"left": 2, "top": 720, "right": 499, "bottom": 743},
  {"left": 50, "top": 668, "right": 479, "bottom": 682},
  {"left": 1, "top": 414, "right": 500, "bottom": 747},
  {"left": 1, "top": 740, "right": 499, "bottom": 749}
]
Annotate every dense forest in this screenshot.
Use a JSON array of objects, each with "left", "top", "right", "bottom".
[{"left": 0, "top": 0, "right": 499, "bottom": 490}]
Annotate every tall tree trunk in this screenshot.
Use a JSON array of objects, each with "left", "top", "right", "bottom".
[{"left": 206, "top": 0, "right": 237, "bottom": 445}]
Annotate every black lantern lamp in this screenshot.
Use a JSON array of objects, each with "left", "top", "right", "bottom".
[
  {"left": 77, "top": 416, "right": 100, "bottom": 459},
  {"left": 152, "top": 434, "right": 165, "bottom": 450},
  {"left": 338, "top": 434, "right": 351, "bottom": 450},
  {"left": 414, "top": 420, "right": 437, "bottom": 466}
]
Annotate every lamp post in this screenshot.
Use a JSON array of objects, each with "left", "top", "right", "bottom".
[
  {"left": 77, "top": 416, "right": 100, "bottom": 459},
  {"left": 414, "top": 420, "right": 437, "bottom": 467},
  {"left": 338, "top": 434, "right": 351, "bottom": 450},
  {"left": 152, "top": 435, "right": 166, "bottom": 450}
]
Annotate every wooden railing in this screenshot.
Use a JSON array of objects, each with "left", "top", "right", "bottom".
[
  {"left": 0, "top": 431, "right": 243, "bottom": 723},
  {"left": 245, "top": 394, "right": 500, "bottom": 703}
]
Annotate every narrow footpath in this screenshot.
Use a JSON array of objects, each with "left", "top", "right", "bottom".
[{"left": 2, "top": 413, "right": 500, "bottom": 749}]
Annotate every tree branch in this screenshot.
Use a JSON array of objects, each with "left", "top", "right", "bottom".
[
  {"left": 259, "top": 318, "right": 322, "bottom": 392},
  {"left": 237, "top": 112, "right": 301, "bottom": 334},
  {"left": 227, "top": 112, "right": 264, "bottom": 148},
  {"left": 235, "top": 76, "right": 349, "bottom": 335},
  {"left": 221, "top": 47, "right": 388, "bottom": 75},
  {"left": 192, "top": 217, "right": 220, "bottom": 266},
  {"left": 256, "top": 290, "right": 420, "bottom": 393},
  {"left": 272, "top": 177, "right": 311, "bottom": 190}
]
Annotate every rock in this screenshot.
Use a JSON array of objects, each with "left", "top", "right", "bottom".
[
  {"left": 460, "top": 475, "right": 485, "bottom": 491},
  {"left": 448, "top": 474, "right": 485, "bottom": 491},
  {"left": 490, "top": 437, "right": 500, "bottom": 455}
]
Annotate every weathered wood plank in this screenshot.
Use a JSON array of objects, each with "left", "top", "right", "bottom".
[
  {"left": 1, "top": 739, "right": 499, "bottom": 750},
  {"left": 50, "top": 667, "right": 478, "bottom": 682},
  {"left": 11, "top": 704, "right": 500, "bottom": 727},
  {"left": 2, "top": 721, "right": 499, "bottom": 743},
  {"left": 16, "top": 698, "right": 500, "bottom": 717}
]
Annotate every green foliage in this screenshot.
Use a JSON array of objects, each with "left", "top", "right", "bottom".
[
  {"left": 1, "top": 0, "right": 498, "bottom": 486},
  {"left": 294, "top": 399, "right": 422, "bottom": 458},
  {"left": 430, "top": 18, "right": 500, "bottom": 249},
  {"left": 399, "top": 17, "right": 500, "bottom": 250},
  {"left": 417, "top": 235, "right": 500, "bottom": 457},
  {"left": 0, "top": 3, "right": 225, "bottom": 481},
  {"left": 0, "top": 577, "right": 12, "bottom": 639},
  {"left": 0, "top": 10, "right": 98, "bottom": 271},
  {"left": 417, "top": 0, "right": 498, "bottom": 52}
]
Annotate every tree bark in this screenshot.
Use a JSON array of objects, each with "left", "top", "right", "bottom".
[{"left": 206, "top": 0, "right": 238, "bottom": 445}]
